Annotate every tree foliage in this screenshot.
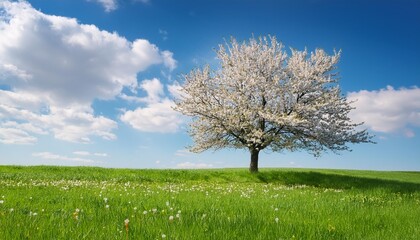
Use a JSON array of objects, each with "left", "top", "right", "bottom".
[{"left": 174, "top": 36, "right": 373, "bottom": 172}]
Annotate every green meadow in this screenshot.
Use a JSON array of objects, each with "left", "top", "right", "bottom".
[{"left": 0, "top": 166, "right": 419, "bottom": 239}]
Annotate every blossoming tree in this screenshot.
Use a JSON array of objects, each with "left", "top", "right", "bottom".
[{"left": 174, "top": 36, "right": 372, "bottom": 173}]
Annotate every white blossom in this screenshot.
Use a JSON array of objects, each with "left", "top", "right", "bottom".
[{"left": 174, "top": 36, "right": 372, "bottom": 172}]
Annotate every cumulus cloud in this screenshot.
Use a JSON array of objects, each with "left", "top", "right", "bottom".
[
  {"left": 176, "top": 162, "right": 213, "bottom": 169},
  {"left": 120, "top": 78, "right": 183, "bottom": 133},
  {"left": 0, "top": 1, "right": 175, "bottom": 105},
  {"left": 348, "top": 86, "right": 420, "bottom": 137},
  {"left": 0, "top": 1, "right": 176, "bottom": 144},
  {"left": 0, "top": 94, "right": 118, "bottom": 143}
]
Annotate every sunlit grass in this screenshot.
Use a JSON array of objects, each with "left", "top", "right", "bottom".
[{"left": 0, "top": 166, "right": 419, "bottom": 239}]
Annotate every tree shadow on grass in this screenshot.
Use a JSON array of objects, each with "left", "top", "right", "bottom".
[{"left": 256, "top": 171, "right": 420, "bottom": 193}]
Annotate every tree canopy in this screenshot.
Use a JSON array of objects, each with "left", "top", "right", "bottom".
[{"left": 174, "top": 36, "right": 373, "bottom": 173}]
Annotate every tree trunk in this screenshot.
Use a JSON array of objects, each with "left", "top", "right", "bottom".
[{"left": 249, "top": 148, "right": 259, "bottom": 173}]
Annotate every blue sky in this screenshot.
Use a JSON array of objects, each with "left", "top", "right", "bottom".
[{"left": 0, "top": 0, "right": 419, "bottom": 170}]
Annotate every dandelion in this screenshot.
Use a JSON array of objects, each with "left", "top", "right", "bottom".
[
  {"left": 124, "top": 218, "right": 129, "bottom": 233},
  {"left": 274, "top": 208, "right": 278, "bottom": 211},
  {"left": 166, "top": 201, "right": 170, "bottom": 206},
  {"left": 143, "top": 210, "right": 148, "bottom": 215},
  {"left": 73, "top": 208, "right": 80, "bottom": 220},
  {"left": 176, "top": 213, "right": 180, "bottom": 218},
  {"left": 152, "top": 208, "right": 157, "bottom": 213},
  {"left": 0, "top": 200, "right": 3, "bottom": 204},
  {"left": 104, "top": 197, "right": 108, "bottom": 203},
  {"left": 33, "top": 212, "right": 38, "bottom": 216},
  {"left": 169, "top": 215, "right": 174, "bottom": 221},
  {"left": 105, "top": 205, "right": 110, "bottom": 209},
  {"left": 275, "top": 217, "right": 279, "bottom": 223},
  {"left": 9, "top": 208, "right": 14, "bottom": 212},
  {"left": 178, "top": 210, "right": 181, "bottom": 214},
  {"left": 162, "top": 234, "right": 166, "bottom": 238}
]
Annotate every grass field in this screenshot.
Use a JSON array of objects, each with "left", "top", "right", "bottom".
[{"left": 0, "top": 166, "right": 419, "bottom": 239}]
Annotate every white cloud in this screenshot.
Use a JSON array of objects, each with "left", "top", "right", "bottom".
[
  {"left": 175, "top": 149, "right": 192, "bottom": 157},
  {"left": 88, "top": 0, "right": 117, "bottom": 12},
  {"left": 0, "top": 63, "right": 32, "bottom": 81},
  {"left": 90, "top": 0, "right": 150, "bottom": 12},
  {"left": 159, "top": 29, "right": 168, "bottom": 41},
  {"left": 0, "top": 127, "right": 37, "bottom": 144},
  {"left": 1, "top": 121, "right": 47, "bottom": 135},
  {"left": 0, "top": 1, "right": 175, "bottom": 105},
  {"left": 73, "top": 151, "right": 90, "bottom": 156},
  {"left": 121, "top": 100, "right": 182, "bottom": 133},
  {"left": 161, "top": 51, "right": 177, "bottom": 71},
  {"left": 0, "top": 90, "right": 45, "bottom": 111},
  {"left": 176, "top": 162, "right": 213, "bottom": 169},
  {"left": 140, "top": 78, "right": 165, "bottom": 103},
  {"left": 120, "top": 79, "right": 183, "bottom": 133},
  {"left": 0, "top": 1, "right": 176, "bottom": 144},
  {"left": 0, "top": 98, "right": 118, "bottom": 143},
  {"left": 348, "top": 86, "right": 420, "bottom": 137},
  {"left": 73, "top": 151, "right": 108, "bottom": 157},
  {"left": 94, "top": 152, "right": 108, "bottom": 157},
  {"left": 167, "top": 81, "right": 183, "bottom": 99},
  {"left": 32, "top": 152, "right": 96, "bottom": 163}
]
